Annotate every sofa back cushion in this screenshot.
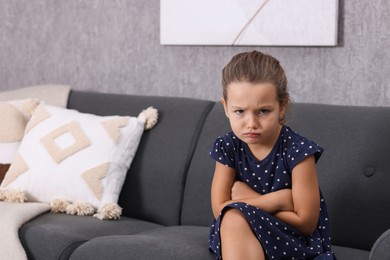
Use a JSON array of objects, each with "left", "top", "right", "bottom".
[
  {"left": 181, "top": 103, "right": 229, "bottom": 226},
  {"left": 287, "top": 103, "right": 390, "bottom": 251},
  {"left": 68, "top": 90, "right": 214, "bottom": 225}
]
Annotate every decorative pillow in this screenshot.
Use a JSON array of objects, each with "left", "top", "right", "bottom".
[
  {"left": 0, "top": 103, "right": 158, "bottom": 220},
  {"left": 0, "top": 99, "right": 40, "bottom": 163}
]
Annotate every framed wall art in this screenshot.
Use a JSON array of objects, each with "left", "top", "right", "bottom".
[{"left": 160, "top": 0, "right": 339, "bottom": 46}]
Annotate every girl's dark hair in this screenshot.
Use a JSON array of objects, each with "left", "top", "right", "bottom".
[{"left": 222, "top": 50, "right": 289, "bottom": 106}]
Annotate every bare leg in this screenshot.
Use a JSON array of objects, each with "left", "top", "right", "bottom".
[{"left": 220, "top": 209, "right": 265, "bottom": 260}]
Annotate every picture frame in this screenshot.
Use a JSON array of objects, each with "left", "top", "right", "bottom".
[{"left": 160, "top": 0, "right": 339, "bottom": 46}]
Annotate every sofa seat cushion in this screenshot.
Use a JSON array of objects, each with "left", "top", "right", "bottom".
[
  {"left": 19, "top": 213, "right": 162, "bottom": 260},
  {"left": 70, "top": 226, "right": 214, "bottom": 260}
]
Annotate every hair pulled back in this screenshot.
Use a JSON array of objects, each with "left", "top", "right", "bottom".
[{"left": 222, "top": 51, "right": 289, "bottom": 105}]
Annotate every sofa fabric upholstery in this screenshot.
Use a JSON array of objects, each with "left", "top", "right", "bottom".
[
  {"left": 287, "top": 103, "right": 390, "bottom": 251},
  {"left": 19, "top": 212, "right": 162, "bottom": 260},
  {"left": 69, "top": 226, "right": 213, "bottom": 260},
  {"left": 181, "top": 103, "right": 229, "bottom": 226},
  {"left": 14, "top": 90, "right": 390, "bottom": 259},
  {"left": 369, "top": 228, "right": 390, "bottom": 259}
]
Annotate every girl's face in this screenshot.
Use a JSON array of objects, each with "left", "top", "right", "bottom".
[{"left": 222, "top": 81, "right": 286, "bottom": 150}]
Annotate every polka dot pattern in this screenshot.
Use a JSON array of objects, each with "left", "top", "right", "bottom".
[{"left": 209, "top": 126, "right": 334, "bottom": 259}]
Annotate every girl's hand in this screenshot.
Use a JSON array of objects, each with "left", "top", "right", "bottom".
[{"left": 231, "top": 181, "right": 259, "bottom": 201}]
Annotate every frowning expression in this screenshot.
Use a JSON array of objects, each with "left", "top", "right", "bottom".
[{"left": 222, "top": 81, "right": 286, "bottom": 150}]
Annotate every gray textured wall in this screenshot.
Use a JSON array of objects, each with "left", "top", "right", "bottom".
[{"left": 0, "top": 0, "right": 389, "bottom": 106}]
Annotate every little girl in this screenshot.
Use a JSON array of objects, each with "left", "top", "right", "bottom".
[{"left": 209, "top": 51, "right": 334, "bottom": 259}]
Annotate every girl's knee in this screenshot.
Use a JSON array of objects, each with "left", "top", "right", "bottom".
[{"left": 220, "top": 209, "right": 248, "bottom": 232}]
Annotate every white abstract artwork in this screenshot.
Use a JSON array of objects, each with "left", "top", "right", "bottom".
[{"left": 160, "top": 0, "right": 339, "bottom": 46}]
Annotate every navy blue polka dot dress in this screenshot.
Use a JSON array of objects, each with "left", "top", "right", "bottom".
[{"left": 209, "top": 126, "right": 334, "bottom": 259}]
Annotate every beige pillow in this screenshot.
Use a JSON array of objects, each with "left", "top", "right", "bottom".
[
  {"left": 0, "top": 85, "right": 70, "bottom": 107},
  {"left": 0, "top": 99, "right": 40, "bottom": 163}
]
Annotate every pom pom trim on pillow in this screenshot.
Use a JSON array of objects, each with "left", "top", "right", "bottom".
[{"left": 0, "top": 188, "right": 27, "bottom": 203}]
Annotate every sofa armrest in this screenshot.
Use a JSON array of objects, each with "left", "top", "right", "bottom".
[{"left": 369, "top": 228, "right": 390, "bottom": 260}]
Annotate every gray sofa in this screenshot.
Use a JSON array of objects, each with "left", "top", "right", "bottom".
[{"left": 19, "top": 90, "right": 390, "bottom": 260}]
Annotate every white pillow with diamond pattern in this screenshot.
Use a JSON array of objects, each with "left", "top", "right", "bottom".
[{"left": 0, "top": 103, "right": 158, "bottom": 219}]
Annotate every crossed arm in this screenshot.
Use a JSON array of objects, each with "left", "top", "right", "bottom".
[{"left": 211, "top": 156, "right": 320, "bottom": 236}]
